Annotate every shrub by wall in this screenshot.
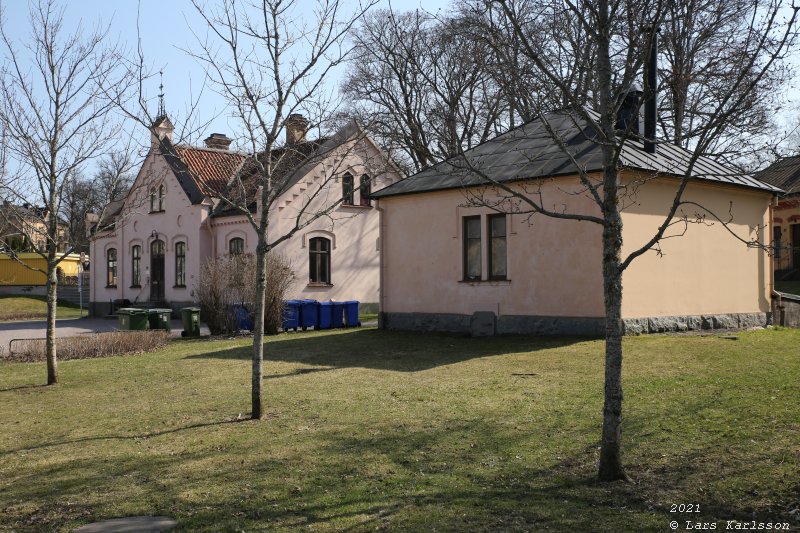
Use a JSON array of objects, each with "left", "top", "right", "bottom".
[{"left": 195, "top": 253, "right": 294, "bottom": 335}]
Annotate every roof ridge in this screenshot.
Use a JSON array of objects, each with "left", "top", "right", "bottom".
[{"left": 176, "top": 144, "right": 248, "bottom": 156}]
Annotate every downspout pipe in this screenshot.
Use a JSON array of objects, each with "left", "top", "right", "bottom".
[{"left": 769, "top": 194, "right": 783, "bottom": 325}]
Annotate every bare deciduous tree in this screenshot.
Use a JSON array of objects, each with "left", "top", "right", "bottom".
[
  {"left": 187, "top": 0, "right": 381, "bottom": 419},
  {"left": 0, "top": 0, "right": 132, "bottom": 384},
  {"left": 443, "top": 0, "right": 798, "bottom": 482},
  {"left": 658, "top": 0, "right": 798, "bottom": 167},
  {"left": 62, "top": 149, "right": 136, "bottom": 254},
  {"left": 342, "top": 8, "right": 511, "bottom": 173}
]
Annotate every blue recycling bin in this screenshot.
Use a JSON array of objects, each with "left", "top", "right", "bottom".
[
  {"left": 230, "top": 304, "right": 253, "bottom": 331},
  {"left": 283, "top": 300, "right": 301, "bottom": 331},
  {"left": 331, "top": 301, "right": 345, "bottom": 328},
  {"left": 343, "top": 301, "right": 360, "bottom": 327},
  {"left": 299, "top": 299, "right": 318, "bottom": 330},
  {"left": 317, "top": 301, "right": 333, "bottom": 329}
]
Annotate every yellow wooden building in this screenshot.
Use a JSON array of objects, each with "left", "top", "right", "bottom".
[{"left": 0, "top": 253, "right": 83, "bottom": 285}]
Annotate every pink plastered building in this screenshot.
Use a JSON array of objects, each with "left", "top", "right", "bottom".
[
  {"left": 88, "top": 115, "right": 403, "bottom": 316},
  {"left": 372, "top": 110, "right": 777, "bottom": 335}
]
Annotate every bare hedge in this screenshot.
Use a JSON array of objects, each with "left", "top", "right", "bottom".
[
  {"left": 195, "top": 253, "right": 294, "bottom": 335},
  {"left": 5, "top": 331, "right": 170, "bottom": 362}
]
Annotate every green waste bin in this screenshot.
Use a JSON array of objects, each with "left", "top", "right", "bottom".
[
  {"left": 117, "top": 308, "right": 133, "bottom": 330},
  {"left": 130, "top": 309, "right": 150, "bottom": 331},
  {"left": 148, "top": 308, "right": 172, "bottom": 332},
  {"left": 181, "top": 307, "right": 201, "bottom": 337},
  {"left": 119, "top": 308, "right": 149, "bottom": 331}
]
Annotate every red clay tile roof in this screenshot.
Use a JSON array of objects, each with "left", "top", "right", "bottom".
[{"left": 174, "top": 146, "right": 247, "bottom": 196}]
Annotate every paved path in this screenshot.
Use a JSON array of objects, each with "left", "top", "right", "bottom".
[
  {"left": 73, "top": 516, "right": 177, "bottom": 532},
  {"left": 0, "top": 317, "right": 208, "bottom": 353}
]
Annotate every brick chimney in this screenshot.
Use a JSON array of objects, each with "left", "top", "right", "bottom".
[
  {"left": 285, "top": 114, "right": 309, "bottom": 145},
  {"left": 204, "top": 133, "right": 233, "bottom": 150}
]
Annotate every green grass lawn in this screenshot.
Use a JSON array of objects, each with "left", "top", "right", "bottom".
[
  {"left": 1, "top": 328, "right": 798, "bottom": 532},
  {"left": 0, "top": 295, "right": 83, "bottom": 321},
  {"left": 775, "top": 280, "right": 800, "bottom": 296},
  {"left": 358, "top": 312, "right": 378, "bottom": 323}
]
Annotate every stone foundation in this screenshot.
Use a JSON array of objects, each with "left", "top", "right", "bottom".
[
  {"left": 380, "top": 311, "right": 769, "bottom": 336},
  {"left": 622, "top": 312, "right": 768, "bottom": 334}
]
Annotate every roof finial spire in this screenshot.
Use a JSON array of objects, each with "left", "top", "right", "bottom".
[{"left": 157, "top": 70, "right": 166, "bottom": 118}]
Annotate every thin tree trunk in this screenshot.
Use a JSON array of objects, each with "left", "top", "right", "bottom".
[
  {"left": 594, "top": 0, "right": 629, "bottom": 482},
  {"left": 45, "top": 261, "right": 58, "bottom": 385},
  {"left": 251, "top": 237, "right": 268, "bottom": 420},
  {"left": 598, "top": 215, "right": 629, "bottom": 481}
]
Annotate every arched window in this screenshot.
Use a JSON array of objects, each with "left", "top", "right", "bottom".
[
  {"left": 342, "top": 173, "right": 354, "bottom": 205},
  {"left": 359, "top": 174, "right": 371, "bottom": 206},
  {"left": 106, "top": 248, "right": 117, "bottom": 287},
  {"left": 150, "top": 184, "right": 165, "bottom": 212},
  {"left": 175, "top": 241, "right": 186, "bottom": 287},
  {"left": 229, "top": 237, "right": 244, "bottom": 255},
  {"left": 131, "top": 245, "right": 141, "bottom": 287},
  {"left": 151, "top": 239, "right": 165, "bottom": 257},
  {"left": 309, "top": 237, "right": 331, "bottom": 284}
]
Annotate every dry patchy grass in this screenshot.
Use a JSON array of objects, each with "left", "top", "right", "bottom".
[{"left": 0, "top": 328, "right": 798, "bottom": 532}]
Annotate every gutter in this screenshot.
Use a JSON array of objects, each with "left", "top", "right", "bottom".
[{"left": 376, "top": 199, "right": 386, "bottom": 329}]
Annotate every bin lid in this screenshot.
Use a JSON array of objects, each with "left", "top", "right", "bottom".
[
  {"left": 181, "top": 307, "right": 201, "bottom": 311},
  {"left": 129, "top": 308, "right": 149, "bottom": 314},
  {"left": 342, "top": 300, "right": 359, "bottom": 304},
  {"left": 149, "top": 308, "right": 172, "bottom": 313},
  {"left": 117, "top": 308, "right": 134, "bottom": 314}
]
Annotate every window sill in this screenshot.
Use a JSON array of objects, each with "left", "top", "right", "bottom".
[
  {"left": 106, "top": 285, "right": 117, "bottom": 289},
  {"left": 340, "top": 204, "right": 372, "bottom": 210},
  {"left": 173, "top": 285, "right": 186, "bottom": 289},
  {"left": 307, "top": 282, "right": 333, "bottom": 287},
  {"left": 459, "top": 279, "right": 511, "bottom": 285},
  {"left": 149, "top": 209, "right": 165, "bottom": 214},
  {"left": 130, "top": 285, "right": 141, "bottom": 289}
]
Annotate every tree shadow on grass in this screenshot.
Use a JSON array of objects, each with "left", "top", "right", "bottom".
[
  {"left": 2, "top": 416, "right": 654, "bottom": 532},
  {"left": 185, "top": 328, "right": 591, "bottom": 372},
  {"left": 0, "top": 418, "right": 248, "bottom": 456},
  {"left": 3, "top": 409, "right": 791, "bottom": 531},
  {"left": 0, "top": 383, "right": 49, "bottom": 393}
]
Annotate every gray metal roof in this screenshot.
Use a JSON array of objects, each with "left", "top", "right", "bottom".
[
  {"left": 754, "top": 155, "right": 800, "bottom": 196},
  {"left": 373, "top": 111, "right": 781, "bottom": 198}
]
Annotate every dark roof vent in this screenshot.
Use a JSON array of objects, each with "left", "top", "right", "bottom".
[
  {"left": 615, "top": 86, "right": 642, "bottom": 135},
  {"left": 204, "top": 133, "right": 233, "bottom": 150}
]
